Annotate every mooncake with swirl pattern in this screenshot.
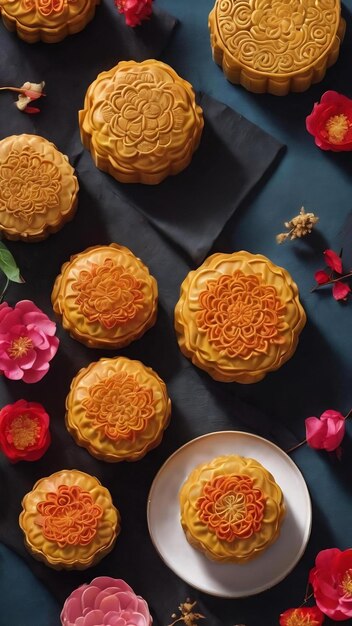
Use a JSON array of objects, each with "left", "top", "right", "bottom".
[
  {"left": 51, "top": 243, "right": 158, "bottom": 349},
  {"left": 209, "top": 0, "right": 345, "bottom": 95},
  {"left": 79, "top": 59, "right": 204, "bottom": 184},
  {"left": 19, "top": 469, "right": 120, "bottom": 569},
  {"left": 179, "top": 455, "right": 285, "bottom": 562},
  {"left": 0, "top": 134, "right": 78, "bottom": 241},
  {"left": 175, "top": 251, "right": 306, "bottom": 383}
]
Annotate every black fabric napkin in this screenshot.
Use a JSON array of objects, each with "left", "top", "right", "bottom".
[
  {"left": 0, "top": 144, "right": 299, "bottom": 620},
  {"left": 113, "top": 92, "right": 285, "bottom": 263}
]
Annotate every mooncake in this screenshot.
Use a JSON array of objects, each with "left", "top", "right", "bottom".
[
  {"left": 66, "top": 356, "right": 171, "bottom": 462},
  {"left": 175, "top": 250, "right": 306, "bottom": 383},
  {"left": 0, "top": 134, "right": 78, "bottom": 241},
  {"left": 51, "top": 243, "right": 158, "bottom": 349},
  {"left": 0, "top": 0, "right": 99, "bottom": 43},
  {"left": 179, "top": 454, "right": 285, "bottom": 562},
  {"left": 19, "top": 469, "right": 120, "bottom": 569},
  {"left": 79, "top": 59, "right": 204, "bottom": 184},
  {"left": 209, "top": 0, "right": 345, "bottom": 95}
]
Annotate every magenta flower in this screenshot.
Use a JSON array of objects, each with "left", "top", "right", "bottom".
[
  {"left": 61, "top": 577, "right": 152, "bottom": 626},
  {"left": 0, "top": 300, "right": 59, "bottom": 383},
  {"left": 305, "top": 409, "right": 345, "bottom": 452}
]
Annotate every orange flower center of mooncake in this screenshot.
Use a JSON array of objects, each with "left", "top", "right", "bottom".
[
  {"left": 72, "top": 258, "right": 145, "bottom": 330},
  {"left": 196, "top": 474, "right": 265, "bottom": 542},
  {"left": 8, "top": 414, "right": 40, "bottom": 449},
  {"left": 82, "top": 371, "right": 155, "bottom": 441},
  {"left": 36, "top": 485, "right": 103, "bottom": 547},
  {"left": 0, "top": 148, "right": 61, "bottom": 223},
  {"left": 197, "top": 271, "right": 286, "bottom": 359}
]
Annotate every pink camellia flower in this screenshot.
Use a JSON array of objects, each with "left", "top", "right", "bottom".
[
  {"left": 61, "top": 577, "right": 152, "bottom": 626},
  {"left": 306, "top": 91, "right": 352, "bottom": 151},
  {"left": 115, "top": 0, "right": 152, "bottom": 27},
  {"left": 0, "top": 300, "right": 59, "bottom": 383},
  {"left": 305, "top": 409, "right": 345, "bottom": 452},
  {"left": 309, "top": 548, "right": 352, "bottom": 620}
]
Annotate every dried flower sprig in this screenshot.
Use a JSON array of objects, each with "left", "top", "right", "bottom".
[
  {"left": 276, "top": 206, "right": 319, "bottom": 244},
  {"left": 168, "top": 599, "right": 206, "bottom": 626},
  {"left": 0, "top": 81, "right": 45, "bottom": 114},
  {"left": 312, "top": 249, "right": 352, "bottom": 301}
]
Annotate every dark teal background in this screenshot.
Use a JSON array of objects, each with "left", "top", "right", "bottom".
[{"left": 1, "top": 0, "right": 352, "bottom": 624}]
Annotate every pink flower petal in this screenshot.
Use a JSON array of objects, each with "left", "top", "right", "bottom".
[
  {"left": 332, "top": 281, "right": 351, "bottom": 301},
  {"left": 323, "top": 249, "right": 342, "bottom": 273}
]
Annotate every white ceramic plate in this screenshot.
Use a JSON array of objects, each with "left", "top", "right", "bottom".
[{"left": 147, "top": 430, "right": 311, "bottom": 598}]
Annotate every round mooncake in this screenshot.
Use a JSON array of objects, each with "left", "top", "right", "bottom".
[
  {"left": 209, "top": 0, "right": 345, "bottom": 95},
  {"left": 179, "top": 455, "right": 285, "bottom": 563},
  {"left": 51, "top": 243, "right": 158, "bottom": 349},
  {"left": 79, "top": 59, "right": 204, "bottom": 184},
  {"left": 0, "top": 135, "right": 78, "bottom": 241},
  {"left": 66, "top": 356, "right": 171, "bottom": 462},
  {"left": 0, "top": 0, "right": 99, "bottom": 43},
  {"left": 175, "top": 251, "right": 306, "bottom": 383},
  {"left": 19, "top": 469, "right": 120, "bottom": 569}
]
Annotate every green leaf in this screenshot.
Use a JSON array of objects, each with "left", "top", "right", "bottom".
[{"left": 0, "top": 241, "right": 24, "bottom": 283}]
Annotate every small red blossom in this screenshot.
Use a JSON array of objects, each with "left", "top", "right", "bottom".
[
  {"left": 306, "top": 91, "right": 352, "bottom": 151},
  {"left": 280, "top": 606, "right": 325, "bottom": 625},
  {"left": 0, "top": 399, "right": 50, "bottom": 462},
  {"left": 305, "top": 409, "right": 345, "bottom": 452},
  {"left": 323, "top": 249, "right": 342, "bottom": 274},
  {"left": 309, "top": 548, "right": 352, "bottom": 620},
  {"left": 115, "top": 0, "right": 152, "bottom": 27}
]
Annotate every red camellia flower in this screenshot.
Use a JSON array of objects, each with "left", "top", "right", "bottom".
[
  {"left": 323, "top": 249, "right": 342, "bottom": 274},
  {"left": 305, "top": 409, "right": 345, "bottom": 452},
  {"left": 0, "top": 399, "right": 51, "bottom": 462},
  {"left": 306, "top": 91, "right": 352, "bottom": 151},
  {"left": 280, "top": 606, "right": 325, "bottom": 625},
  {"left": 115, "top": 0, "right": 152, "bottom": 27},
  {"left": 309, "top": 548, "right": 352, "bottom": 620}
]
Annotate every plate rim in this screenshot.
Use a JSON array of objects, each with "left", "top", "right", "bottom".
[{"left": 147, "top": 430, "right": 312, "bottom": 598}]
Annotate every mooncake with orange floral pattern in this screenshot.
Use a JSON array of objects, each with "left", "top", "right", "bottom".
[
  {"left": 179, "top": 455, "right": 285, "bottom": 563},
  {"left": 0, "top": 0, "right": 99, "bottom": 43},
  {"left": 209, "top": 0, "right": 345, "bottom": 96},
  {"left": 79, "top": 59, "right": 204, "bottom": 184},
  {"left": 51, "top": 243, "right": 158, "bottom": 349},
  {"left": 66, "top": 356, "right": 171, "bottom": 462},
  {"left": 175, "top": 251, "right": 306, "bottom": 383},
  {"left": 19, "top": 469, "right": 120, "bottom": 570},
  {"left": 0, "top": 135, "right": 78, "bottom": 241}
]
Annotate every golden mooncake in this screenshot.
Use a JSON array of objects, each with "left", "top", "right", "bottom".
[
  {"left": 179, "top": 455, "right": 285, "bottom": 563},
  {"left": 66, "top": 356, "right": 171, "bottom": 462},
  {"left": 19, "top": 469, "right": 120, "bottom": 570},
  {"left": 79, "top": 59, "right": 204, "bottom": 184},
  {"left": 0, "top": 0, "right": 99, "bottom": 43},
  {"left": 51, "top": 243, "right": 158, "bottom": 349},
  {"left": 175, "top": 251, "right": 306, "bottom": 383},
  {"left": 209, "top": 0, "right": 345, "bottom": 96},
  {"left": 0, "top": 135, "right": 78, "bottom": 241}
]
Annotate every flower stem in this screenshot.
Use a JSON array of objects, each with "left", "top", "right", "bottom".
[
  {"left": 286, "top": 408, "right": 352, "bottom": 454},
  {"left": 0, "top": 276, "right": 9, "bottom": 303},
  {"left": 0, "top": 86, "right": 26, "bottom": 94},
  {"left": 311, "top": 271, "right": 352, "bottom": 292}
]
